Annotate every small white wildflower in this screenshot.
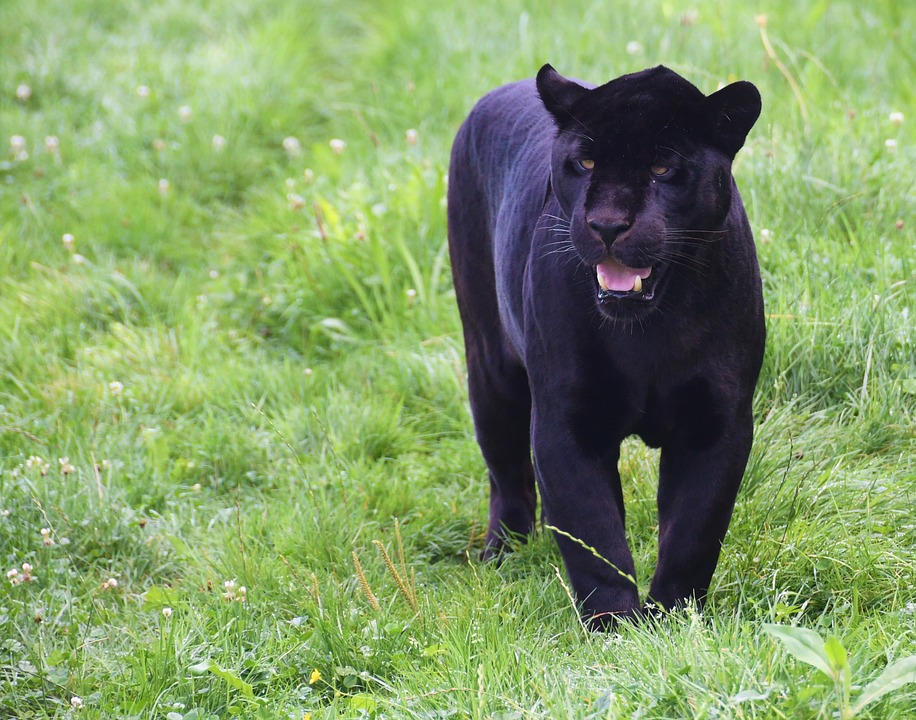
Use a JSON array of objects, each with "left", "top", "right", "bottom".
[
  {"left": 44, "top": 135, "right": 59, "bottom": 153},
  {"left": 109, "top": 380, "right": 124, "bottom": 396},
  {"left": 212, "top": 134, "right": 226, "bottom": 151},
  {"left": 6, "top": 568, "right": 19, "bottom": 584},
  {"left": 178, "top": 105, "right": 193, "bottom": 123},
  {"left": 261, "top": 295, "right": 272, "bottom": 306},
  {"left": 282, "top": 136, "right": 301, "bottom": 155},
  {"left": 885, "top": 138, "right": 898, "bottom": 152},
  {"left": 158, "top": 178, "right": 170, "bottom": 195},
  {"left": 62, "top": 233, "right": 74, "bottom": 248},
  {"left": 371, "top": 202, "right": 387, "bottom": 217},
  {"left": 209, "top": 269, "right": 219, "bottom": 280},
  {"left": 16, "top": 84, "right": 32, "bottom": 101},
  {"left": 329, "top": 138, "right": 346, "bottom": 155},
  {"left": 26, "top": 455, "right": 43, "bottom": 470},
  {"left": 136, "top": 84, "right": 151, "bottom": 99},
  {"left": 101, "top": 578, "right": 118, "bottom": 590},
  {"left": 10, "top": 134, "right": 27, "bottom": 157},
  {"left": 287, "top": 193, "right": 305, "bottom": 211},
  {"left": 889, "top": 111, "right": 904, "bottom": 126},
  {"left": 303, "top": 168, "right": 315, "bottom": 184},
  {"left": 760, "top": 228, "right": 772, "bottom": 243},
  {"left": 405, "top": 128, "right": 418, "bottom": 145},
  {"left": 41, "top": 528, "right": 53, "bottom": 546},
  {"left": 71, "top": 696, "right": 84, "bottom": 710},
  {"left": 304, "top": 367, "right": 313, "bottom": 376},
  {"left": 191, "top": 482, "right": 201, "bottom": 491},
  {"left": 72, "top": 253, "right": 86, "bottom": 265},
  {"left": 406, "top": 288, "right": 417, "bottom": 306},
  {"left": 58, "top": 457, "right": 74, "bottom": 475},
  {"left": 0, "top": 509, "right": 10, "bottom": 518},
  {"left": 625, "top": 41, "right": 643, "bottom": 56},
  {"left": 236, "top": 586, "right": 247, "bottom": 602},
  {"left": 162, "top": 606, "right": 172, "bottom": 618}
]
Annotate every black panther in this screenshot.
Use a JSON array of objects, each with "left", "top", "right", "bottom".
[{"left": 447, "top": 64, "right": 764, "bottom": 629}]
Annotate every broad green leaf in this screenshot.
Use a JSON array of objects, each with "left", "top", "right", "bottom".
[
  {"left": 851, "top": 656, "right": 916, "bottom": 713},
  {"left": 142, "top": 585, "right": 180, "bottom": 611},
  {"left": 188, "top": 660, "right": 254, "bottom": 698},
  {"left": 824, "top": 635, "right": 848, "bottom": 671},
  {"left": 348, "top": 694, "right": 378, "bottom": 711},
  {"left": 763, "top": 624, "right": 835, "bottom": 680}
]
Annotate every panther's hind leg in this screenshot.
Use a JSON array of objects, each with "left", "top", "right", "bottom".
[
  {"left": 465, "top": 342, "right": 537, "bottom": 557},
  {"left": 447, "top": 149, "right": 537, "bottom": 556}
]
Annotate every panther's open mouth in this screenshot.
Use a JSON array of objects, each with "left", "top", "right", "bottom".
[{"left": 595, "top": 257, "right": 656, "bottom": 302}]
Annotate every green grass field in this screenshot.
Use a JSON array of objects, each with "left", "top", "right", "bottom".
[{"left": 1, "top": 0, "right": 914, "bottom": 717}]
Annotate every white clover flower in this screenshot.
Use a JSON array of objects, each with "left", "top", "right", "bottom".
[
  {"left": 760, "top": 228, "right": 772, "bottom": 243},
  {"left": 59, "top": 457, "right": 74, "bottom": 475},
  {"left": 158, "top": 178, "right": 170, "bottom": 195},
  {"left": 303, "top": 168, "right": 315, "bottom": 184},
  {"left": 178, "top": 105, "right": 193, "bottom": 123},
  {"left": 26, "top": 455, "right": 43, "bottom": 470},
  {"left": 72, "top": 253, "right": 86, "bottom": 265},
  {"left": 211, "top": 134, "right": 226, "bottom": 151},
  {"left": 136, "top": 85, "right": 151, "bottom": 99},
  {"left": 109, "top": 381, "right": 124, "bottom": 396},
  {"left": 287, "top": 193, "right": 305, "bottom": 211},
  {"left": 162, "top": 606, "right": 172, "bottom": 618},
  {"left": 625, "top": 41, "right": 643, "bottom": 56},
  {"left": 62, "top": 233, "right": 74, "bottom": 248},
  {"left": 405, "top": 128, "right": 418, "bottom": 145},
  {"left": 41, "top": 528, "right": 53, "bottom": 546},
  {"left": 282, "top": 136, "right": 301, "bottom": 155},
  {"left": 101, "top": 578, "right": 118, "bottom": 590},
  {"left": 16, "top": 84, "right": 32, "bottom": 101},
  {"left": 885, "top": 138, "right": 898, "bottom": 152},
  {"left": 209, "top": 269, "right": 219, "bottom": 280},
  {"left": 71, "top": 696, "right": 84, "bottom": 710},
  {"left": 10, "top": 135, "right": 27, "bottom": 160},
  {"left": 329, "top": 138, "right": 346, "bottom": 155},
  {"left": 0, "top": 509, "right": 10, "bottom": 518},
  {"left": 44, "top": 136, "right": 59, "bottom": 153},
  {"left": 304, "top": 367, "right": 313, "bottom": 376},
  {"left": 889, "top": 111, "right": 904, "bottom": 126}
]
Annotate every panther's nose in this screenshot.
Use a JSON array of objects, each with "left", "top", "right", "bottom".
[{"left": 588, "top": 218, "right": 631, "bottom": 245}]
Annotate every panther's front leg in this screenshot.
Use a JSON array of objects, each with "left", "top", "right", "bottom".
[
  {"left": 647, "top": 408, "right": 754, "bottom": 612},
  {"left": 530, "top": 402, "right": 640, "bottom": 629}
]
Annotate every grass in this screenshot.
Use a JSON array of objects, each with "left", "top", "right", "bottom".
[{"left": 1, "top": 0, "right": 914, "bottom": 717}]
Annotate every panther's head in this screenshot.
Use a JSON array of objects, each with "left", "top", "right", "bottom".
[{"left": 536, "top": 64, "right": 761, "bottom": 319}]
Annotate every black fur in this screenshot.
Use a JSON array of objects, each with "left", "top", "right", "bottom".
[{"left": 448, "top": 65, "right": 764, "bottom": 629}]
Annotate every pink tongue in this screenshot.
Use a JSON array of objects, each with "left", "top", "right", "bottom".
[{"left": 596, "top": 258, "right": 652, "bottom": 292}]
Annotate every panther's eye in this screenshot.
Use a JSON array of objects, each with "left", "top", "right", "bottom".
[
  {"left": 649, "top": 164, "right": 671, "bottom": 177},
  {"left": 577, "top": 158, "right": 595, "bottom": 171}
]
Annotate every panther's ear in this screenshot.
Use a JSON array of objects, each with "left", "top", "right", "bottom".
[
  {"left": 703, "top": 81, "right": 761, "bottom": 157},
  {"left": 536, "top": 64, "right": 588, "bottom": 124}
]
